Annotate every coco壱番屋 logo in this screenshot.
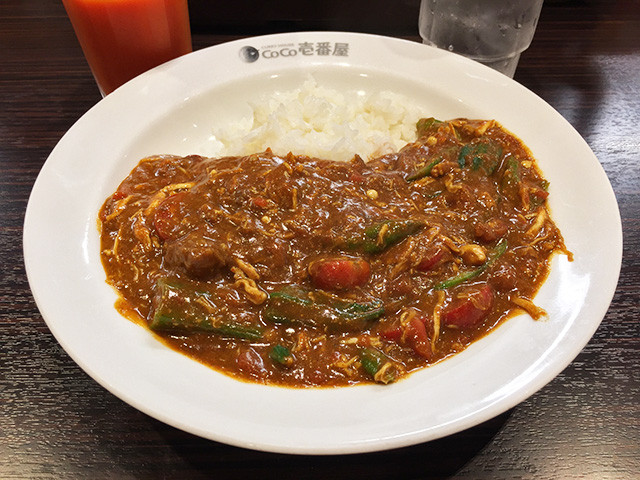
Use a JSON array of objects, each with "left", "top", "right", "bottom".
[{"left": 239, "top": 42, "right": 350, "bottom": 63}]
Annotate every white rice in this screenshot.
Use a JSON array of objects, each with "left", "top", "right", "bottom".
[{"left": 206, "top": 77, "right": 423, "bottom": 162}]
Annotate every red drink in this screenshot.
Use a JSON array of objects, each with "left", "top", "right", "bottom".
[{"left": 62, "top": 0, "right": 192, "bottom": 96}]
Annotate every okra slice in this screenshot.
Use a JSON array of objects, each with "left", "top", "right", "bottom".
[
  {"left": 269, "top": 344, "right": 294, "bottom": 367},
  {"left": 263, "top": 285, "right": 384, "bottom": 333},
  {"left": 434, "top": 239, "right": 508, "bottom": 290},
  {"left": 416, "top": 117, "right": 443, "bottom": 137},
  {"left": 150, "top": 278, "right": 262, "bottom": 339},
  {"left": 359, "top": 347, "right": 402, "bottom": 384},
  {"left": 345, "top": 219, "right": 424, "bottom": 254}
]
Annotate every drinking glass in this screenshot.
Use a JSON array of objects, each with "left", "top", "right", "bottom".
[
  {"left": 62, "top": 0, "right": 192, "bottom": 96},
  {"left": 419, "top": 0, "right": 544, "bottom": 77}
]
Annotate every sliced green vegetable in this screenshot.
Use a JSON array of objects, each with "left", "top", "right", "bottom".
[
  {"left": 416, "top": 117, "right": 443, "bottom": 137},
  {"left": 425, "top": 190, "right": 444, "bottom": 200},
  {"left": 263, "top": 285, "right": 384, "bottom": 333},
  {"left": 359, "top": 347, "right": 400, "bottom": 384},
  {"left": 151, "top": 310, "right": 262, "bottom": 339},
  {"left": 458, "top": 141, "right": 502, "bottom": 173},
  {"left": 212, "top": 322, "right": 263, "bottom": 340},
  {"left": 457, "top": 144, "right": 473, "bottom": 168},
  {"left": 150, "top": 278, "right": 263, "bottom": 339},
  {"left": 507, "top": 157, "right": 520, "bottom": 182},
  {"left": 434, "top": 239, "right": 508, "bottom": 290},
  {"left": 360, "top": 348, "right": 381, "bottom": 377},
  {"left": 406, "top": 157, "right": 444, "bottom": 182},
  {"left": 334, "top": 299, "right": 386, "bottom": 322},
  {"left": 269, "top": 344, "right": 294, "bottom": 367},
  {"left": 345, "top": 219, "right": 424, "bottom": 254},
  {"left": 498, "top": 156, "right": 521, "bottom": 193},
  {"left": 268, "top": 288, "right": 312, "bottom": 306}
]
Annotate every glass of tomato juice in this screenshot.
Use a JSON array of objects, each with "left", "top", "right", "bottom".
[{"left": 62, "top": 0, "right": 192, "bottom": 96}]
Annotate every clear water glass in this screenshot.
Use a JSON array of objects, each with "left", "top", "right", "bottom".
[{"left": 419, "top": 0, "right": 544, "bottom": 78}]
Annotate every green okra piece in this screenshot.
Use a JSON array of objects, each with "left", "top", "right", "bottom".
[
  {"left": 425, "top": 190, "right": 444, "bottom": 200},
  {"left": 346, "top": 219, "right": 425, "bottom": 254},
  {"left": 268, "top": 288, "right": 312, "bottom": 306},
  {"left": 434, "top": 239, "right": 508, "bottom": 290},
  {"left": 269, "top": 344, "right": 294, "bottom": 367},
  {"left": 405, "top": 157, "right": 444, "bottom": 182},
  {"left": 458, "top": 144, "right": 473, "bottom": 168},
  {"left": 151, "top": 312, "right": 262, "bottom": 339},
  {"left": 507, "top": 157, "right": 520, "bottom": 182},
  {"left": 458, "top": 141, "right": 503, "bottom": 173},
  {"left": 263, "top": 285, "right": 384, "bottom": 333},
  {"left": 150, "top": 278, "right": 262, "bottom": 339},
  {"left": 212, "top": 322, "right": 263, "bottom": 340},
  {"left": 360, "top": 347, "right": 399, "bottom": 384},
  {"left": 498, "top": 154, "right": 521, "bottom": 189},
  {"left": 416, "top": 117, "right": 443, "bottom": 137},
  {"left": 333, "top": 300, "right": 385, "bottom": 322}
]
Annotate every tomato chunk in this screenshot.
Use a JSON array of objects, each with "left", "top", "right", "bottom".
[
  {"left": 380, "top": 325, "right": 402, "bottom": 342},
  {"left": 111, "top": 189, "right": 128, "bottom": 201},
  {"left": 530, "top": 188, "right": 549, "bottom": 200},
  {"left": 442, "top": 285, "right": 493, "bottom": 328},
  {"left": 309, "top": 257, "right": 371, "bottom": 291},
  {"left": 416, "top": 245, "right": 446, "bottom": 271},
  {"left": 153, "top": 192, "right": 187, "bottom": 241},
  {"left": 405, "top": 317, "right": 432, "bottom": 359},
  {"left": 236, "top": 347, "right": 267, "bottom": 378},
  {"left": 381, "top": 316, "right": 432, "bottom": 359},
  {"left": 250, "top": 196, "right": 270, "bottom": 209}
]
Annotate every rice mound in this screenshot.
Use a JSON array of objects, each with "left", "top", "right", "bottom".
[{"left": 208, "top": 77, "right": 423, "bottom": 162}]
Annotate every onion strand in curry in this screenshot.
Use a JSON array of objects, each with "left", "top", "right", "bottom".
[{"left": 99, "top": 117, "right": 569, "bottom": 387}]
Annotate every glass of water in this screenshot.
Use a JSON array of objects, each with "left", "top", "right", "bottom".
[{"left": 418, "top": 0, "right": 544, "bottom": 77}]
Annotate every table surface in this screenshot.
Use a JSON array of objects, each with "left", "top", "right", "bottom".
[{"left": 1, "top": 0, "right": 639, "bottom": 478}]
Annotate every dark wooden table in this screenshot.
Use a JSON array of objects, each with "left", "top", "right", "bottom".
[{"left": 1, "top": 0, "right": 638, "bottom": 478}]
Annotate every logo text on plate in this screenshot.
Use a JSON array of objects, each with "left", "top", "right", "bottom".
[{"left": 239, "top": 42, "right": 350, "bottom": 63}]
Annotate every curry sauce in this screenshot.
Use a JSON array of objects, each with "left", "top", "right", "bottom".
[{"left": 99, "top": 118, "right": 568, "bottom": 387}]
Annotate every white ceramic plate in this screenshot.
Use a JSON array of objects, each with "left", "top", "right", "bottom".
[{"left": 24, "top": 32, "right": 622, "bottom": 454}]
